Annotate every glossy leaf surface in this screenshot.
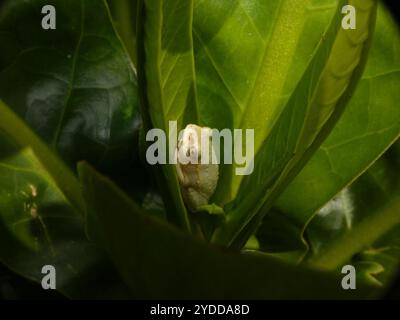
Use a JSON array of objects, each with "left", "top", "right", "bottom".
[{"left": 0, "top": 0, "right": 140, "bottom": 177}]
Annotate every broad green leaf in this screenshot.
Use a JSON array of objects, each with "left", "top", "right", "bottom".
[
  {"left": 78, "top": 162, "right": 378, "bottom": 299},
  {"left": 305, "top": 141, "right": 400, "bottom": 285},
  {"left": 0, "top": 135, "right": 130, "bottom": 299},
  {"left": 193, "top": 0, "right": 340, "bottom": 201},
  {"left": 137, "top": 0, "right": 199, "bottom": 230},
  {"left": 213, "top": 0, "right": 378, "bottom": 247},
  {"left": 264, "top": 5, "right": 400, "bottom": 257},
  {"left": 0, "top": 0, "right": 140, "bottom": 179}
]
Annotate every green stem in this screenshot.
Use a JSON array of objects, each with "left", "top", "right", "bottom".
[
  {"left": 307, "top": 196, "right": 400, "bottom": 270},
  {"left": 0, "top": 101, "right": 85, "bottom": 215}
]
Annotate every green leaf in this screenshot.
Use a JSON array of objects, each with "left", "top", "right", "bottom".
[
  {"left": 0, "top": 135, "right": 130, "bottom": 299},
  {"left": 137, "top": 0, "right": 200, "bottom": 230},
  {"left": 137, "top": 0, "right": 199, "bottom": 131},
  {"left": 356, "top": 226, "right": 400, "bottom": 287},
  {"left": 196, "top": 203, "right": 224, "bottom": 215},
  {"left": 213, "top": 0, "right": 378, "bottom": 247},
  {"left": 78, "top": 161, "right": 378, "bottom": 299},
  {"left": 194, "top": 0, "right": 342, "bottom": 201},
  {"left": 0, "top": 0, "right": 140, "bottom": 179},
  {"left": 265, "top": 4, "right": 400, "bottom": 257},
  {"left": 0, "top": 1, "right": 144, "bottom": 298},
  {"left": 0, "top": 101, "right": 84, "bottom": 213},
  {"left": 305, "top": 141, "right": 400, "bottom": 282}
]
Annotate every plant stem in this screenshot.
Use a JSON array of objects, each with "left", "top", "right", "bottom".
[{"left": 306, "top": 195, "right": 400, "bottom": 270}]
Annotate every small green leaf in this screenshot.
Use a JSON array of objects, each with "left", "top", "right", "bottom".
[{"left": 195, "top": 203, "right": 225, "bottom": 215}]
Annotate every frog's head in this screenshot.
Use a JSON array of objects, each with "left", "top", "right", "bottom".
[{"left": 177, "top": 124, "right": 209, "bottom": 164}]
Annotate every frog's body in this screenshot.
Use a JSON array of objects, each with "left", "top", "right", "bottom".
[{"left": 176, "top": 124, "right": 219, "bottom": 211}]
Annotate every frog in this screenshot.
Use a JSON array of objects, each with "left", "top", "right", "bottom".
[{"left": 176, "top": 124, "right": 219, "bottom": 212}]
